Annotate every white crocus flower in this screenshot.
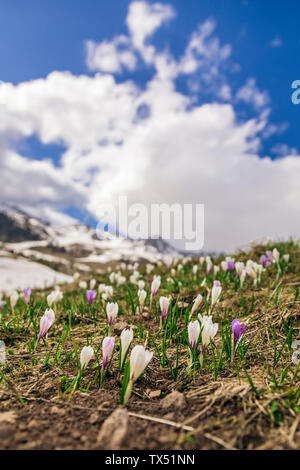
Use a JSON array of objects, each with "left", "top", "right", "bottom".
[
  {"left": 193, "top": 265, "right": 198, "bottom": 276},
  {"left": 129, "top": 345, "right": 153, "bottom": 382},
  {"left": 90, "top": 279, "right": 96, "bottom": 290},
  {"left": 120, "top": 328, "right": 134, "bottom": 366},
  {"left": 283, "top": 254, "right": 290, "bottom": 263},
  {"left": 79, "top": 281, "right": 87, "bottom": 290},
  {"left": 191, "top": 294, "right": 203, "bottom": 315},
  {"left": 138, "top": 280, "right": 145, "bottom": 291},
  {"left": 117, "top": 276, "right": 126, "bottom": 285},
  {"left": 106, "top": 302, "right": 118, "bottom": 326},
  {"left": 240, "top": 269, "right": 247, "bottom": 287},
  {"left": 198, "top": 315, "right": 218, "bottom": 349},
  {"left": 10, "top": 291, "right": 19, "bottom": 310},
  {"left": 123, "top": 345, "right": 153, "bottom": 405},
  {"left": 80, "top": 346, "right": 94, "bottom": 369},
  {"left": 47, "top": 290, "right": 63, "bottom": 307},
  {"left": 159, "top": 296, "right": 170, "bottom": 321},
  {"left": 188, "top": 320, "right": 200, "bottom": 349},
  {"left": 146, "top": 264, "right": 154, "bottom": 274},
  {"left": 38, "top": 309, "right": 55, "bottom": 342},
  {"left": 273, "top": 248, "right": 280, "bottom": 263},
  {"left": 235, "top": 262, "right": 245, "bottom": 277},
  {"left": 221, "top": 260, "right": 228, "bottom": 271},
  {"left": 151, "top": 278, "right": 160, "bottom": 297},
  {"left": 138, "top": 289, "right": 147, "bottom": 310},
  {"left": 214, "top": 265, "right": 220, "bottom": 276},
  {"left": 211, "top": 281, "right": 222, "bottom": 308}
]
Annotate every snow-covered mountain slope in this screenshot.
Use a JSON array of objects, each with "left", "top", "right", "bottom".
[
  {"left": 0, "top": 205, "right": 178, "bottom": 276},
  {"left": 0, "top": 257, "right": 72, "bottom": 292}
]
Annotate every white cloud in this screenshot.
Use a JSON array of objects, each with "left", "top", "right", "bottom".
[
  {"left": 86, "top": 37, "right": 137, "bottom": 73},
  {"left": 270, "top": 143, "right": 298, "bottom": 157},
  {"left": 126, "top": 1, "right": 175, "bottom": 53},
  {"left": 236, "top": 78, "right": 270, "bottom": 110},
  {"left": 0, "top": 1, "right": 299, "bottom": 252}
]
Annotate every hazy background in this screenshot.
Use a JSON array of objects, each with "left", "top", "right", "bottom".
[{"left": 0, "top": 0, "right": 300, "bottom": 252}]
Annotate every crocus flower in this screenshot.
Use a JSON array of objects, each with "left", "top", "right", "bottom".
[
  {"left": 86, "top": 290, "right": 97, "bottom": 307},
  {"left": 198, "top": 315, "right": 218, "bottom": 352},
  {"left": 47, "top": 290, "right": 63, "bottom": 307},
  {"left": 206, "top": 260, "right": 213, "bottom": 274},
  {"left": 188, "top": 320, "right": 200, "bottom": 349},
  {"left": 90, "top": 279, "right": 96, "bottom": 290},
  {"left": 191, "top": 294, "right": 203, "bottom": 315},
  {"left": 193, "top": 265, "right": 198, "bottom": 276},
  {"left": 235, "top": 262, "right": 245, "bottom": 277},
  {"left": 221, "top": 260, "right": 228, "bottom": 271},
  {"left": 232, "top": 319, "right": 247, "bottom": 350},
  {"left": 227, "top": 260, "right": 235, "bottom": 273},
  {"left": 129, "top": 345, "right": 153, "bottom": 382},
  {"left": 123, "top": 345, "right": 153, "bottom": 405},
  {"left": 214, "top": 265, "right": 220, "bottom": 276},
  {"left": 211, "top": 281, "right": 222, "bottom": 308},
  {"left": 23, "top": 288, "right": 31, "bottom": 305},
  {"left": 79, "top": 281, "right": 87, "bottom": 290},
  {"left": 260, "top": 255, "right": 271, "bottom": 268},
  {"left": 102, "top": 336, "right": 115, "bottom": 370},
  {"left": 159, "top": 296, "right": 170, "bottom": 321},
  {"left": 151, "top": 278, "right": 161, "bottom": 297},
  {"left": 80, "top": 346, "right": 94, "bottom": 369},
  {"left": 138, "top": 280, "right": 145, "bottom": 291},
  {"left": 0, "top": 300, "right": 5, "bottom": 311},
  {"left": 10, "top": 291, "right": 19, "bottom": 310},
  {"left": 283, "top": 254, "right": 290, "bottom": 263},
  {"left": 120, "top": 328, "right": 133, "bottom": 365},
  {"left": 266, "top": 251, "right": 273, "bottom": 264},
  {"left": 106, "top": 302, "right": 118, "bottom": 326},
  {"left": 240, "top": 269, "right": 247, "bottom": 287},
  {"left": 138, "top": 289, "right": 147, "bottom": 310},
  {"left": 38, "top": 309, "right": 55, "bottom": 342},
  {"left": 273, "top": 248, "right": 280, "bottom": 263}
]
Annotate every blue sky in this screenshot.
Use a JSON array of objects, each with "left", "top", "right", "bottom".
[
  {"left": 1, "top": 0, "right": 299, "bottom": 158},
  {"left": 0, "top": 0, "right": 299, "bottom": 251}
]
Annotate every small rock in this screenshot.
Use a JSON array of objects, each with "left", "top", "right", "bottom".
[
  {"left": 28, "top": 419, "right": 38, "bottom": 429},
  {"left": 161, "top": 391, "right": 186, "bottom": 410},
  {"left": 89, "top": 412, "right": 99, "bottom": 424},
  {"left": 71, "top": 431, "right": 81, "bottom": 439},
  {"left": 0, "top": 411, "right": 16, "bottom": 424},
  {"left": 149, "top": 390, "right": 161, "bottom": 399},
  {"left": 97, "top": 408, "right": 128, "bottom": 449},
  {"left": 163, "top": 412, "right": 175, "bottom": 420},
  {"left": 50, "top": 405, "right": 66, "bottom": 416},
  {"left": 114, "top": 321, "right": 128, "bottom": 335},
  {"left": 142, "top": 311, "right": 150, "bottom": 319}
]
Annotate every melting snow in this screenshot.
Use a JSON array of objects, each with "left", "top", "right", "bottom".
[{"left": 0, "top": 257, "right": 72, "bottom": 292}]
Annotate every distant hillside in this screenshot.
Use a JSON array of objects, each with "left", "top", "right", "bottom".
[{"left": 0, "top": 204, "right": 178, "bottom": 278}]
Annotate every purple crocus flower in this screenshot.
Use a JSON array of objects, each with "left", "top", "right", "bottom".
[
  {"left": 260, "top": 254, "right": 272, "bottom": 267},
  {"left": 38, "top": 309, "right": 55, "bottom": 343},
  {"left": 102, "top": 336, "right": 115, "bottom": 370},
  {"left": 232, "top": 319, "right": 247, "bottom": 349},
  {"left": 86, "top": 290, "right": 97, "bottom": 307},
  {"left": 227, "top": 261, "right": 235, "bottom": 273},
  {"left": 266, "top": 251, "right": 273, "bottom": 264},
  {"left": 23, "top": 287, "right": 31, "bottom": 305}
]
